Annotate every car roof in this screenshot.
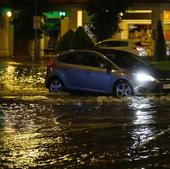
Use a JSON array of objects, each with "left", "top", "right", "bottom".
[
  {"left": 98, "top": 39, "right": 131, "bottom": 42},
  {"left": 97, "top": 48, "right": 139, "bottom": 56},
  {"left": 96, "top": 39, "right": 139, "bottom": 44},
  {"left": 59, "top": 49, "right": 100, "bottom": 52},
  {"left": 56, "top": 49, "right": 107, "bottom": 57}
]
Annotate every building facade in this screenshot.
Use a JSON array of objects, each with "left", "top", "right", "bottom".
[{"left": 0, "top": 0, "right": 170, "bottom": 58}]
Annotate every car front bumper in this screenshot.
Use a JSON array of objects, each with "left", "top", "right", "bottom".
[{"left": 132, "top": 80, "right": 161, "bottom": 95}]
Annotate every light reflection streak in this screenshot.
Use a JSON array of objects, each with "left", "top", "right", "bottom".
[
  {"left": 128, "top": 97, "right": 156, "bottom": 149},
  {"left": 0, "top": 103, "right": 65, "bottom": 168},
  {"left": 134, "top": 110, "right": 154, "bottom": 125},
  {"left": 1, "top": 64, "right": 45, "bottom": 95},
  {"left": 128, "top": 97, "right": 154, "bottom": 110}
]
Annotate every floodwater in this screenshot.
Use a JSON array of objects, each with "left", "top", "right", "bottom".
[
  {"left": 0, "top": 61, "right": 46, "bottom": 97},
  {"left": 0, "top": 61, "right": 170, "bottom": 169}
]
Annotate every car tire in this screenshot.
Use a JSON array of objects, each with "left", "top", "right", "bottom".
[
  {"left": 49, "top": 78, "right": 65, "bottom": 93},
  {"left": 113, "top": 80, "right": 133, "bottom": 97}
]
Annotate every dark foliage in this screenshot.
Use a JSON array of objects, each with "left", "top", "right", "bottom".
[
  {"left": 57, "top": 29, "right": 75, "bottom": 52},
  {"left": 154, "top": 19, "right": 166, "bottom": 61},
  {"left": 70, "top": 27, "right": 95, "bottom": 49},
  {"left": 86, "top": 0, "right": 129, "bottom": 41},
  {"left": 6, "top": 0, "right": 53, "bottom": 40}
]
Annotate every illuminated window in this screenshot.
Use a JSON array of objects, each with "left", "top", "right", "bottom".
[{"left": 77, "top": 10, "right": 82, "bottom": 27}]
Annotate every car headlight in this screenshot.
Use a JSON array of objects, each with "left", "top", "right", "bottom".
[{"left": 134, "top": 72, "right": 155, "bottom": 82}]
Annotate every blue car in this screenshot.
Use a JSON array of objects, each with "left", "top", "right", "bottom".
[
  {"left": 45, "top": 50, "right": 160, "bottom": 96},
  {"left": 97, "top": 48, "right": 170, "bottom": 93}
]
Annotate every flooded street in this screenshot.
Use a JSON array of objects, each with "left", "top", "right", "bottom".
[{"left": 0, "top": 61, "right": 170, "bottom": 168}]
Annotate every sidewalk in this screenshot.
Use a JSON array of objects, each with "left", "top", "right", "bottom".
[{"left": 0, "top": 55, "right": 53, "bottom": 65}]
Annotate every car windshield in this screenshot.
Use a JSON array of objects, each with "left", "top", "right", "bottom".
[{"left": 100, "top": 50, "right": 150, "bottom": 69}]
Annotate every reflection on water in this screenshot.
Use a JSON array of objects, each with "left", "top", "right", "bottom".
[
  {"left": 0, "top": 62, "right": 170, "bottom": 168},
  {"left": 0, "top": 62, "right": 46, "bottom": 96},
  {"left": 0, "top": 103, "right": 66, "bottom": 168},
  {"left": 128, "top": 97, "right": 156, "bottom": 149},
  {"left": 134, "top": 110, "right": 153, "bottom": 125},
  {"left": 126, "top": 97, "right": 170, "bottom": 168},
  {"left": 0, "top": 96, "right": 170, "bottom": 168},
  {"left": 127, "top": 96, "right": 156, "bottom": 110}
]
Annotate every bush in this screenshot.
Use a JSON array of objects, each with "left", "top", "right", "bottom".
[
  {"left": 57, "top": 29, "right": 75, "bottom": 52},
  {"left": 70, "top": 26, "right": 95, "bottom": 49},
  {"left": 154, "top": 19, "right": 166, "bottom": 61},
  {"left": 152, "top": 61, "right": 170, "bottom": 71}
]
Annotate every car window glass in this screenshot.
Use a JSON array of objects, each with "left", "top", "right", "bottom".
[
  {"left": 58, "top": 53, "right": 83, "bottom": 65},
  {"left": 104, "top": 53, "right": 116, "bottom": 60},
  {"left": 77, "top": 52, "right": 96, "bottom": 66},
  {"left": 81, "top": 52, "right": 100, "bottom": 67},
  {"left": 96, "top": 55, "right": 110, "bottom": 68},
  {"left": 58, "top": 53, "right": 74, "bottom": 64},
  {"left": 109, "top": 41, "right": 128, "bottom": 47},
  {"left": 97, "top": 42, "right": 109, "bottom": 48},
  {"left": 135, "top": 41, "right": 142, "bottom": 46},
  {"left": 113, "top": 51, "right": 144, "bottom": 68},
  {"left": 101, "top": 41, "right": 129, "bottom": 47},
  {"left": 79, "top": 52, "right": 113, "bottom": 69}
]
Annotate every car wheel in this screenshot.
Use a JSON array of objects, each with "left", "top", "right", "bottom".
[
  {"left": 49, "top": 78, "right": 64, "bottom": 93},
  {"left": 113, "top": 80, "right": 133, "bottom": 97}
]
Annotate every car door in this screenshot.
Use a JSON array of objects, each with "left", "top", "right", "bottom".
[
  {"left": 57, "top": 52, "right": 88, "bottom": 89},
  {"left": 78, "top": 51, "right": 116, "bottom": 93},
  {"left": 58, "top": 51, "right": 118, "bottom": 93}
]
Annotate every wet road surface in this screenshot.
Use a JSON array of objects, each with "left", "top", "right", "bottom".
[{"left": 0, "top": 61, "right": 170, "bottom": 169}]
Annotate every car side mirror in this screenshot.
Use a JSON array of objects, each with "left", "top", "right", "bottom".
[{"left": 106, "top": 63, "right": 112, "bottom": 73}]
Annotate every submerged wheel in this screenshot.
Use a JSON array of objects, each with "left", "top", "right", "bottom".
[
  {"left": 49, "top": 78, "right": 64, "bottom": 93},
  {"left": 113, "top": 80, "right": 133, "bottom": 97}
]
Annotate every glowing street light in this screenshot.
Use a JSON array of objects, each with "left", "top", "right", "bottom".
[
  {"left": 59, "top": 11, "right": 66, "bottom": 19},
  {"left": 7, "top": 11, "right": 12, "bottom": 18}
]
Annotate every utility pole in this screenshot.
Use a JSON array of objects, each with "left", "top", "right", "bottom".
[{"left": 33, "top": 0, "right": 40, "bottom": 61}]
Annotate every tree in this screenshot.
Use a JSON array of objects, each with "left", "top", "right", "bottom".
[
  {"left": 57, "top": 27, "right": 95, "bottom": 51},
  {"left": 70, "top": 26, "right": 95, "bottom": 49},
  {"left": 8, "top": 0, "right": 53, "bottom": 39},
  {"left": 86, "top": 0, "right": 129, "bottom": 41},
  {"left": 6, "top": 0, "right": 53, "bottom": 60},
  {"left": 57, "top": 29, "right": 75, "bottom": 52},
  {"left": 154, "top": 19, "right": 166, "bottom": 61}
]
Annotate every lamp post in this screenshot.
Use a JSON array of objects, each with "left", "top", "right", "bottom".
[
  {"left": 33, "top": 0, "right": 40, "bottom": 61},
  {"left": 7, "top": 11, "right": 12, "bottom": 18},
  {"left": 6, "top": 10, "right": 12, "bottom": 57}
]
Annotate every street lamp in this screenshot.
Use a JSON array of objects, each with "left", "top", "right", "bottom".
[
  {"left": 34, "top": 0, "right": 40, "bottom": 61},
  {"left": 59, "top": 11, "right": 66, "bottom": 19},
  {"left": 7, "top": 11, "right": 12, "bottom": 18}
]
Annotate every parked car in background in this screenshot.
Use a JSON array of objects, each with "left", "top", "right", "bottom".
[
  {"left": 97, "top": 48, "right": 170, "bottom": 92},
  {"left": 95, "top": 39, "right": 147, "bottom": 57},
  {"left": 45, "top": 50, "right": 161, "bottom": 96},
  {"left": 166, "top": 41, "right": 170, "bottom": 57}
]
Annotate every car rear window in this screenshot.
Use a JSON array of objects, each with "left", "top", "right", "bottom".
[
  {"left": 135, "top": 41, "right": 143, "bottom": 46},
  {"left": 57, "top": 53, "right": 81, "bottom": 64},
  {"left": 110, "top": 41, "right": 128, "bottom": 47}
]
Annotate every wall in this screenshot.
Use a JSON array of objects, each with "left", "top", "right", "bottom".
[{"left": 0, "top": 14, "right": 13, "bottom": 57}]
